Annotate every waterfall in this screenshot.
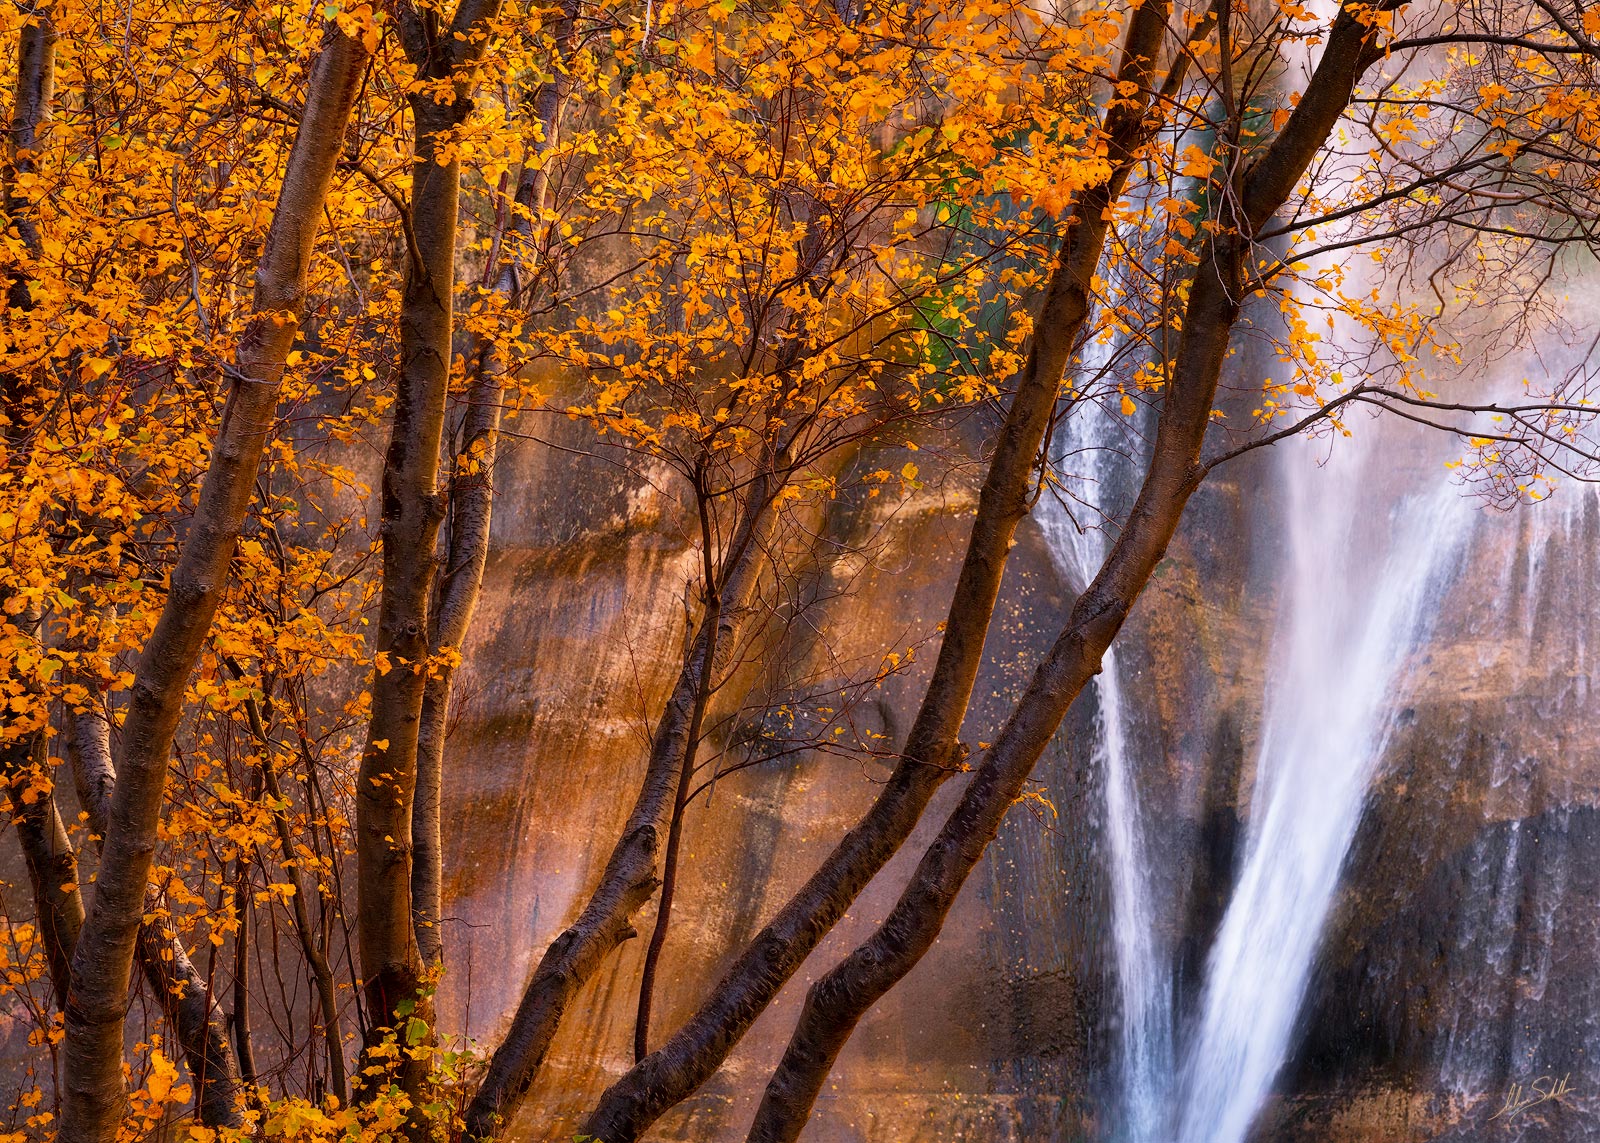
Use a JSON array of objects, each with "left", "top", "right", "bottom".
[
  {"left": 1038, "top": 393, "right": 1172, "bottom": 1143},
  {"left": 1173, "top": 431, "right": 1474, "bottom": 1143}
]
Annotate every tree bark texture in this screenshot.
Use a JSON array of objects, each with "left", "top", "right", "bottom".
[
  {"left": 353, "top": 0, "right": 502, "bottom": 1096},
  {"left": 0, "top": 0, "right": 82, "bottom": 1026},
  {"left": 58, "top": 29, "right": 370, "bottom": 1143},
  {"left": 576, "top": 5, "right": 1177, "bottom": 1139},
  {"left": 64, "top": 690, "right": 246, "bottom": 1130},
  {"left": 3, "top": 707, "right": 83, "bottom": 1012},
  {"left": 412, "top": 0, "right": 579, "bottom": 970},
  {"left": 743, "top": 6, "right": 1397, "bottom": 1137},
  {"left": 3, "top": 0, "right": 53, "bottom": 322}
]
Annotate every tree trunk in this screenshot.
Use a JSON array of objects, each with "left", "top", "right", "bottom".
[
  {"left": 3, "top": 708, "right": 83, "bottom": 1012},
  {"left": 463, "top": 476, "right": 776, "bottom": 1142},
  {"left": 354, "top": 91, "right": 458, "bottom": 1061},
  {"left": 0, "top": 9, "right": 79, "bottom": 1015},
  {"left": 2, "top": 0, "right": 53, "bottom": 323},
  {"left": 631, "top": 480, "right": 731, "bottom": 1063},
  {"left": 354, "top": 0, "right": 502, "bottom": 1100},
  {"left": 8, "top": 778, "right": 82, "bottom": 1011},
  {"left": 64, "top": 692, "right": 246, "bottom": 1129},
  {"left": 412, "top": 1, "right": 578, "bottom": 970},
  {"left": 230, "top": 859, "right": 257, "bottom": 1089},
  {"left": 576, "top": 6, "right": 1178, "bottom": 1139},
  {"left": 743, "top": 7, "right": 1396, "bottom": 1136},
  {"left": 629, "top": 716, "right": 697, "bottom": 1064},
  {"left": 58, "top": 28, "right": 370, "bottom": 1143}
]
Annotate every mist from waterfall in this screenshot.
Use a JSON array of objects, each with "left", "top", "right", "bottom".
[{"left": 1171, "top": 432, "right": 1473, "bottom": 1143}]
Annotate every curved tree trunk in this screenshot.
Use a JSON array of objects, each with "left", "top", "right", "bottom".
[
  {"left": 58, "top": 28, "right": 371, "bottom": 1143},
  {"left": 7, "top": 782, "right": 82, "bottom": 1011},
  {"left": 64, "top": 692, "right": 246, "bottom": 1129},
  {"left": 743, "top": 5, "right": 1396, "bottom": 1136},
  {"left": 463, "top": 475, "right": 777, "bottom": 1141},
  {"left": 575, "top": 5, "right": 1182, "bottom": 1139},
  {"left": 3, "top": 706, "right": 83, "bottom": 1013}
]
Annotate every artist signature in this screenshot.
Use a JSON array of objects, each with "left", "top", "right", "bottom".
[{"left": 1489, "top": 1074, "right": 1574, "bottom": 1121}]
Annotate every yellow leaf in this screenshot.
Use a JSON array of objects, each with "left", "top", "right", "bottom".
[
  {"left": 1179, "top": 145, "right": 1216, "bottom": 179},
  {"left": 1120, "top": 394, "right": 1137, "bottom": 416},
  {"left": 146, "top": 1049, "right": 190, "bottom": 1105}
]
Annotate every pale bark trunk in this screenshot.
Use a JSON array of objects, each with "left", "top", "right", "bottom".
[
  {"left": 412, "top": 0, "right": 578, "bottom": 969},
  {"left": 0, "top": 15, "right": 78, "bottom": 1010},
  {"left": 64, "top": 690, "right": 246, "bottom": 1129},
  {"left": 58, "top": 29, "right": 370, "bottom": 1143},
  {"left": 4, "top": 703, "right": 82, "bottom": 1012},
  {"left": 353, "top": 0, "right": 501, "bottom": 1101},
  {"left": 744, "top": 6, "right": 1395, "bottom": 1136},
  {"left": 8, "top": 783, "right": 82, "bottom": 1010},
  {"left": 2, "top": 0, "right": 52, "bottom": 321},
  {"left": 576, "top": 5, "right": 1176, "bottom": 1138},
  {"left": 463, "top": 477, "right": 776, "bottom": 1142},
  {"left": 354, "top": 96, "right": 457, "bottom": 1067}
]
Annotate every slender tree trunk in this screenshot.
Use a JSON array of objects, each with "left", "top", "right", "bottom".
[
  {"left": 412, "top": 2, "right": 578, "bottom": 969},
  {"left": 463, "top": 476, "right": 776, "bottom": 1142},
  {"left": 0, "top": 8, "right": 79, "bottom": 1014},
  {"left": 57, "top": 29, "right": 370, "bottom": 1143},
  {"left": 631, "top": 483, "right": 728, "bottom": 1063},
  {"left": 629, "top": 718, "right": 697, "bottom": 1063},
  {"left": 2, "top": 0, "right": 53, "bottom": 324},
  {"left": 230, "top": 859, "right": 257, "bottom": 1089},
  {"left": 743, "top": 7, "right": 1395, "bottom": 1136},
  {"left": 132, "top": 906, "right": 246, "bottom": 1129},
  {"left": 63, "top": 692, "right": 246, "bottom": 1129},
  {"left": 353, "top": 0, "right": 501, "bottom": 1101},
  {"left": 3, "top": 698, "right": 82, "bottom": 1012},
  {"left": 354, "top": 92, "right": 457, "bottom": 1100},
  {"left": 8, "top": 780, "right": 82, "bottom": 1011},
  {"left": 575, "top": 6, "right": 1180, "bottom": 1139}
]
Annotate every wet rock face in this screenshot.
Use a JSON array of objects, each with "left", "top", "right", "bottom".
[
  {"left": 440, "top": 409, "right": 1125, "bottom": 1141},
  {"left": 438, "top": 399, "right": 1600, "bottom": 1143},
  {"left": 1295, "top": 807, "right": 1600, "bottom": 1103},
  {"left": 1236, "top": 490, "right": 1600, "bottom": 1143}
]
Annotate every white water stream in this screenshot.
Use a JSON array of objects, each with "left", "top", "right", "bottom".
[
  {"left": 1038, "top": 393, "right": 1173, "bottom": 1143},
  {"left": 1039, "top": 408, "right": 1479, "bottom": 1143},
  {"left": 1171, "top": 434, "right": 1473, "bottom": 1143}
]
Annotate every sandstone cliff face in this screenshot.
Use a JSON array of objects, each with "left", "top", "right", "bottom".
[
  {"left": 439, "top": 407, "right": 1095, "bottom": 1141},
  {"left": 435, "top": 398, "right": 1268, "bottom": 1141},
  {"left": 439, "top": 389, "right": 1600, "bottom": 1143},
  {"left": 1, "top": 361, "right": 1585, "bottom": 1141}
]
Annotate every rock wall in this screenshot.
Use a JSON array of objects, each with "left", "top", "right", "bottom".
[{"left": 440, "top": 389, "right": 1600, "bottom": 1143}]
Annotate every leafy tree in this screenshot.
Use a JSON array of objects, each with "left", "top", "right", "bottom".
[{"left": 0, "top": 0, "right": 1593, "bottom": 1138}]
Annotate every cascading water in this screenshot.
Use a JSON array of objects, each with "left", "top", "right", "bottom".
[
  {"left": 1172, "top": 430, "right": 1474, "bottom": 1143},
  {"left": 1037, "top": 392, "right": 1172, "bottom": 1143}
]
